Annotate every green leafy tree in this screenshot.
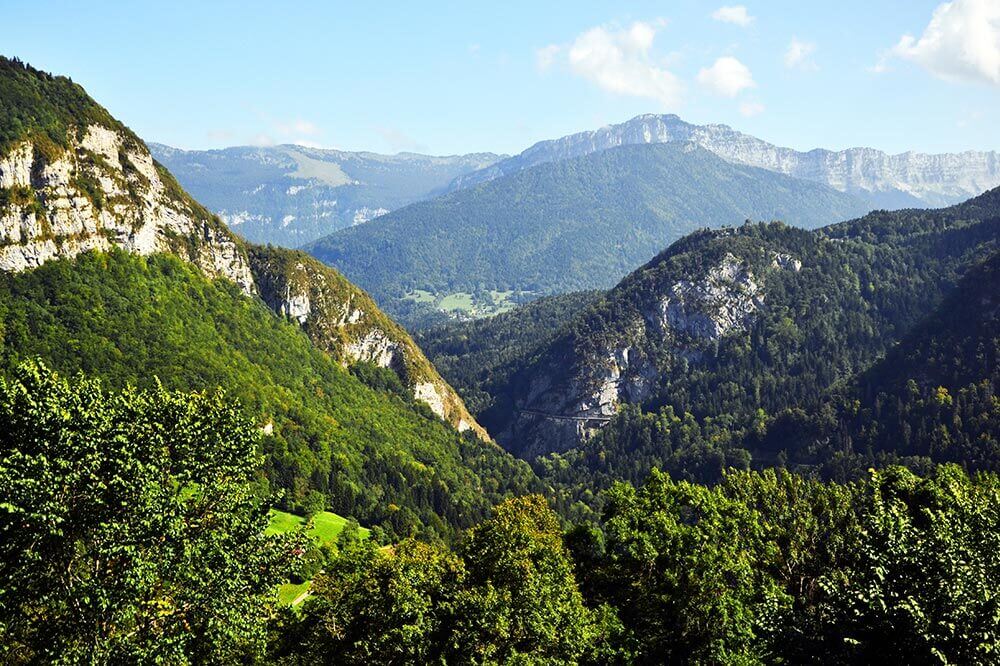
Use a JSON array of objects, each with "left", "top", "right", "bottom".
[
  {"left": 807, "top": 466, "right": 1000, "bottom": 664},
  {"left": 0, "top": 361, "right": 300, "bottom": 663},
  {"left": 449, "top": 495, "right": 596, "bottom": 664},
  {"left": 277, "top": 538, "right": 463, "bottom": 665}
]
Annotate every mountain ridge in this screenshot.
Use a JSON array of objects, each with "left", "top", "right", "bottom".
[
  {"left": 149, "top": 141, "right": 505, "bottom": 246},
  {"left": 306, "top": 140, "right": 872, "bottom": 321},
  {"left": 422, "top": 186, "right": 1000, "bottom": 459},
  {"left": 0, "top": 55, "right": 485, "bottom": 440},
  {"left": 450, "top": 113, "right": 1000, "bottom": 208}
]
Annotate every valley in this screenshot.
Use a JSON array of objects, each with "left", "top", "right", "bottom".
[{"left": 2, "top": 2, "right": 1000, "bottom": 657}]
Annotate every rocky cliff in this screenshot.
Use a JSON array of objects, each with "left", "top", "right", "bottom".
[
  {"left": 0, "top": 57, "right": 485, "bottom": 439},
  {"left": 248, "top": 245, "right": 488, "bottom": 438},
  {"left": 504, "top": 236, "right": 805, "bottom": 457},
  {"left": 0, "top": 125, "right": 254, "bottom": 291},
  {"left": 452, "top": 114, "right": 1000, "bottom": 208}
]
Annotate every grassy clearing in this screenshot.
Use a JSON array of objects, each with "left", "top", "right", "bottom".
[
  {"left": 404, "top": 289, "right": 436, "bottom": 303},
  {"left": 267, "top": 509, "right": 370, "bottom": 546},
  {"left": 438, "top": 292, "right": 475, "bottom": 312},
  {"left": 269, "top": 509, "right": 371, "bottom": 606},
  {"left": 277, "top": 581, "right": 311, "bottom": 606},
  {"left": 404, "top": 289, "right": 528, "bottom": 319}
]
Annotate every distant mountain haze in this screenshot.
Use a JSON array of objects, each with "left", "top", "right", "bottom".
[{"left": 149, "top": 143, "right": 504, "bottom": 246}]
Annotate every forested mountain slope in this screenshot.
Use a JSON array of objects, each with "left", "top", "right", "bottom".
[
  {"left": 416, "top": 290, "right": 602, "bottom": 415},
  {"left": 306, "top": 142, "right": 871, "bottom": 320},
  {"left": 0, "top": 56, "right": 527, "bottom": 539},
  {"left": 436, "top": 189, "right": 999, "bottom": 465}
]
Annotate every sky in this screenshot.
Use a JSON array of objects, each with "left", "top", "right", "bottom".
[{"left": 2, "top": 0, "right": 998, "bottom": 157}]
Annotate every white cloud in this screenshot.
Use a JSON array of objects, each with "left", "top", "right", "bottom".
[
  {"left": 375, "top": 127, "right": 428, "bottom": 153},
  {"left": 543, "top": 19, "right": 682, "bottom": 107},
  {"left": 784, "top": 38, "right": 818, "bottom": 70},
  {"left": 536, "top": 44, "right": 560, "bottom": 71},
  {"left": 739, "top": 100, "right": 765, "bottom": 116},
  {"left": 711, "top": 6, "right": 754, "bottom": 27},
  {"left": 888, "top": 0, "right": 1000, "bottom": 86},
  {"left": 275, "top": 119, "right": 320, "bottom": 136},
  {"left": 697, "top": 56, "right": 756, "bottom": 96}
]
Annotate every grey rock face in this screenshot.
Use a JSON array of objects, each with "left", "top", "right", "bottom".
[
  {"left": 452, "top": 114, "right": 1000, "bottom": 208},
  {"left": 510, "top": 252, "right": 802, "bottom": 455},
  {"left": 0, "top": 126, "right": 255, "bottom": 293}
]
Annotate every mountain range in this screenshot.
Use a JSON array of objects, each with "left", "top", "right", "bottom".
[
  {"left": 4, "top": 51, "right": 1000, "bottom": 663},
  {"left": 450, "top": 113, "right": 1000, "bottom": 209},
  {"left": 149, "top": 142, "right": 502, "bottom": 246},
  {"left": 306, "top": 141, "right": 872, "bottom": 323}
]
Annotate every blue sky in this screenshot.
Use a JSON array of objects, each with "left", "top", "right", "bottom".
[{"left": 2, "top": 0, "right": 998, "bottom": 156}]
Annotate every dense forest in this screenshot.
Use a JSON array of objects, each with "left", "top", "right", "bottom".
[
  {"left": 5, "top": 367, "right": 1000, "bottom": 663},
  {"left": 417, "top": 191, "right": 1000, "bottom": 518},
  {"left": 416, "top": 290, "right": 602, "bottom": 414}
]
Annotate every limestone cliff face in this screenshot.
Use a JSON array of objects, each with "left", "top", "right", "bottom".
[
  {"left": 0, "top": 129, "right": 487, "bottom": 440},
  {"left": 247, "top": 245, "right": 487, "bottom": 438},
  {"left": 0, "top": 126, "right": 254, "bottom": 291},
  {"left": 509, "top": 249, "right": 802, "bottom": 456}
]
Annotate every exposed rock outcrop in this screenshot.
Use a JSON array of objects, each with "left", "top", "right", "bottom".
[
  {"left": 1, "top": 128, "right": 488, "bottom": 441},
  {"left": 0, "top": 126, "right": 255, "bottom": 292},
  {"left": 508, "top": 250, "right": 802, "bottom": 455},
  {"left": 247, "top": 245, "right": 489, "bottom": 439}
]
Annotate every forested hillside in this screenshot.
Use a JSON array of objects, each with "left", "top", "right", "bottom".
[
  {"left": 415, "top": 189, "right": 999, "bottom": 518},
  {"left": 0, "top": 250, "right": 539, "bottom": 539},
  {"left": 306, "top": 142, "right": 870, "bottom": 320},
  {"left": 416, "top": 290, "right": 602, "bottom": 414},
  {"left": 0, "top": 56, "right": 528, "bottom": 540}
]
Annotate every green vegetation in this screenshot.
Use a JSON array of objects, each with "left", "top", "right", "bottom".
[
  {"left": 0, "top": 249, "right": 540, "bottom": 541},
  {"left": 417, "top": 290, "right": 602, "bottom": 414},
  {"left": 268, "top": 509, "right": 371, "bottom": 545},
  {"left": 306, "top": 142, "right": 871, "bottom": 318},
  {"left": 0, "top": 56, "right": 127, "bottom": 157},
  {"left": 415, "top": 189, "right": 999, "bottom": 519},
  {"left": 277, "top": 582, "right": 311, "bottom": 607},
  {"left": 438, "top": 291, "right": 475, "bottom": 312},
  {"left": 6, "top": 365, "right": 999, "bottom": 662},
  {"left": 401, "top": 288, "right": 525, "bottom": 322},
  {"left": 246, "top": 244, "right": 484, "bottom": 436},
  {"left": 404, "top": 288, "right": 436, "bottom": 303},
  {"left": 270, "top": 465, "right": 1000, "bottom": 663},
  {"left": 0, "top": 361, "right": 301, "bottom": 663}
]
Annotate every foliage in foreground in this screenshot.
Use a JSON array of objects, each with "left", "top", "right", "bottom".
[
  {"left": 0, "top": 362, "right": 301, "bottom": 664},
  {"left": 278, "top": 466, "right": 1000, "bottom": 665}
]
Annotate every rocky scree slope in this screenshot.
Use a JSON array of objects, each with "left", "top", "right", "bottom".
[
  {"left": 451, "top": 113, "right": 1000, "bottom": 208},
  {"left": 0, "top": 57, "right": 481, "bottom": 435}
]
